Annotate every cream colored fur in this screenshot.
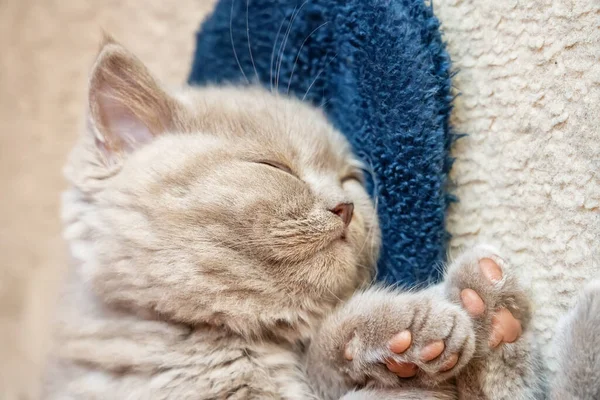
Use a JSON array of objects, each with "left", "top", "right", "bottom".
[
  {"left": 43, "top": 40, "right": 558, "bottom": 400},
  {"left": 2, "top": 1, "right": 598, "bottom": 398},
  {"left": 47, "top": 40, "right": 379, "bottom": 399}
]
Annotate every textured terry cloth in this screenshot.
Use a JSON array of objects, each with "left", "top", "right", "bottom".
[{"left": 188, "top": 0, "right": 455, "bottom": 286}]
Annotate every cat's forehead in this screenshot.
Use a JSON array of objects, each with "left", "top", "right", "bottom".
[{"left": 178, "top": 86, "right": 354, "bottom": 169}]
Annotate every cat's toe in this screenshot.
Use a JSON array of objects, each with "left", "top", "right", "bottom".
[
  {"left": 385, "top": 360, "right": 418, "bottom": 377},
  {"left": 386, "top": 344, "right": 460, "bottom": 377},
  {"left": 445, "top": 245, "right": 531, "bottom": 354},
  {"left": 417, "top": 337, "right": 467, "bottom": 378},
  {"left": 388, "top": 330, "right": 412, "bottom": 354},
  {"left": 480, "top": 257, "right": 503, "bottom": 283},
  {"left": 385, "top": 332, "right": 466, "bottom": 380},
  {"left": 439, "top": 353, "right": 459, "bottom": 372},
  {"left": 339, "top": 290, "right": 477, "bottom": 387},
  {"left": 489, "top": 308, "right": 522, "bottom": 347},
  {"left": 460, "top": 288, "right": 485, "bottom": 317},
  {"left": 420, "top": 340, "right": 445, "bottom": 362},
  {"left": 405, "top": 302, "right": 475, "bottom": 382},
  {"left": 383, "top": 331, "right": 418, "bottom": 377}
]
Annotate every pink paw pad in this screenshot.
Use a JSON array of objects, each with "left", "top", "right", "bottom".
[{"left": 459, "top": 257, "right": 523, "bottom": 348}]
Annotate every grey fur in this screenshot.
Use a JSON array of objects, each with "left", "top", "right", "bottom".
[
  {"left": 45, "top": 41, "right": 600, "bottom": 399},
  {"left": 549, "top": 281, "right": 600, "bottom": 400},
  {"left": 307, "top": 245, "right": 546, "bottom": 399}
]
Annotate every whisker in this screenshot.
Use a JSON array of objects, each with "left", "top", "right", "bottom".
[
  {"left": 354, "top": 262, "right": 375, "bottom": 272},
  {"left": 357, "top": 210, "right": 377, "bottom": 264},
  {"left": 356, "top": 156, "right": 380, "bottom": 264},
  {"left": 367, "top": 269, "right": 380, "bottom": 287},
  {"left": 246, "top": 0, "right": 259, "bottom": 83},
  {"left": 230, "top": 0, "right": 249, "bottom": 84},
  {"left": 302, "top": 52, "right": 338, "bottom": 101},
  {"left": 325, "top": 287, "right": 343, "bottom": 303},
  {"left": 286, "top": 21, "right": 329, "bottom": 95},
  {"left": 318, "top": 97, "right": 331, "bottom": 110},
  {"left": 270, "top": 17, "right": 287, "bottom": 93},
  {"left": 276, "top": 0, "right": 311, "bottom": 92},
  {"left": 274, "top": 5, "right": 297, "bottom": 93},
  {"left": 367, "top": 166, "right": 381, "bottom": 267}
]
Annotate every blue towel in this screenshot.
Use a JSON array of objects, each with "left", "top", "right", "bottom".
[{"left": 188, "top": 0, "right": 455, "bottom": 286}]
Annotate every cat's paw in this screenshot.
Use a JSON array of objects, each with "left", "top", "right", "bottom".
[
  {"left": 341, "top": 289, "right": 476, "bottom": 387},
  {"left": 444, "top": 245, "right": 531, "bottom": 355}
]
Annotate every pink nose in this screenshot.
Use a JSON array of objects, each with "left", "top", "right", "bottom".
[{"left": 330, "top": 203, "right": 354, "bottom": 228}]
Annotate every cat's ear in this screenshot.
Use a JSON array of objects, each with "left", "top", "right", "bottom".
[{"left": 87, "top": 36, "right": 178, "bottom": 159}]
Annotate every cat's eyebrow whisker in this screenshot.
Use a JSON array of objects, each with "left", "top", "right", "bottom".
[
  {"left": 246, "top": 0, "right": 259, "bottom": 83},
  {"left": 270, "top": 16, "right": 287, "bottom": 93},
  {"left": 287, "top": 21, "right": 330, "bottom": 96},
  {"left": 302, "top": 52, "right": 338, "bottom": 102},
  {"left": 230, "top": 0, "right": 249, "bottom": 85},
  {"left": 274, "top": 5, "right": 297, "bottom": 94},
  {"left": 318, "top": 97, "right": 331, "bottom": 110},
  {"left": 276, "top": 0, "right": 311, "bottom": 93}
]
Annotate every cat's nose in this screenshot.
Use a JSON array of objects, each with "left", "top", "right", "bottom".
[{"left": 330, "top": 202, "right": 354, "bottom": 228}]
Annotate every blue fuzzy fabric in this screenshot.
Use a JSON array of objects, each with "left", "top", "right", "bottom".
[{"left": 188, "top": 0, "right": 455, "bottom": 286}]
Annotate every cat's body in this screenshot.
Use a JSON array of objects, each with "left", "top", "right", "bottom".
[
  {"left": 47, "top": 314, "right": 313, "bottom": 398},
  {"left": 45, "top": 250, "right": 541, "bottom": 400},
  {"left": 45, "top": 39, "right": 600, "bottom": 399}
]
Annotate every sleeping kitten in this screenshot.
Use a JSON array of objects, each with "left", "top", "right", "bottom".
[{"left": 44, "top": 38, "right": 598, "bottom": 399}]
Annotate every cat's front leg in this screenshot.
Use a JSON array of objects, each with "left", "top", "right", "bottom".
[
  {"left": 444, "top": 245, "right": 546, "bottom": 400},
  {"left": 306, "top": 286, "right": 475, "bottom": 400}
]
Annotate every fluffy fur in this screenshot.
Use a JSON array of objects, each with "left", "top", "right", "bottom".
[
  {"left": 549, "top": 281, "right": 600, "bottom": 400},
  {"left": 45, "top": 40, "right": 599, "bottom": 399},
  {"left": 188, "top": 0, "right": 455, "bottom": 285}
]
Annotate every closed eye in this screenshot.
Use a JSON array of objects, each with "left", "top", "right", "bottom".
[
  {"left": 341, "top": 170, "right": 364, "bottom": 185},
  {"left": 257, "top": 160, "right": 295, "bottom": 176}
]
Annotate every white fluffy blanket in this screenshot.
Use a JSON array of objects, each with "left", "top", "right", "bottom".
[{"left": 437, "top": 0, "right": 600, "bottom": 370}]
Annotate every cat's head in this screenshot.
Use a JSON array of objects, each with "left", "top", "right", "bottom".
[{"left": 64, "top": 38, "right": 380, "bottom": 340}]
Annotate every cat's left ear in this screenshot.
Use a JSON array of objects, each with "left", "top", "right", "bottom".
[{"left": 87, "top": 36, "right": 180, "bottom": 159}]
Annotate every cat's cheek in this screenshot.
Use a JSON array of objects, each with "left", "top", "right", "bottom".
[{"left": 343, "top": 183, "right": 380, "bottom": 256}]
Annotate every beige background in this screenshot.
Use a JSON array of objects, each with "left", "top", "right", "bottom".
[
  {"left": 0, "top": 1, "right": 216, "bottom": 397},
  {"left": 0, "top": 0, "right": 598, "bottom": 398}
]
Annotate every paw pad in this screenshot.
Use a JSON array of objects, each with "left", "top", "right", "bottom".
[
  {"left": 479, "top": 258, "right": 503, "bottom": 283},
  {"left": 385, "top": 360, "right": 418, "bottom": 377},
  {"left": 460, "top": 289, "right": 485, "bottom": 317},
  {"left": 384, "top": 332, "right": 459, "bottom": 378},
  {"left": 388, "top": 330, "right": 412, "bottom": 354},
  {"left": 489, "top": 308, "right": 522, "bottom": 348},
  {"left": 451, "top": 253, "right": 526, "bottom": 350},
  {"left": 420, "top": 340, "right": 445, "bottom": 362}
]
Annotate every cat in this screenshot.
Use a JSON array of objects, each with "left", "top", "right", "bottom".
[
  {"left": 549, "top": 281, "right": 600, "bottom": 400},
  {"left": 44, "top": 37, "right": 600, "bottom": 399}
]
